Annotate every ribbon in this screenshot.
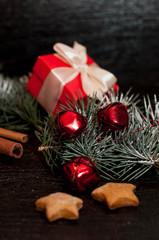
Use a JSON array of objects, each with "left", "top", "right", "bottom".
[{"left": 53, "top": 42, "right": 117, "bottom": 98}]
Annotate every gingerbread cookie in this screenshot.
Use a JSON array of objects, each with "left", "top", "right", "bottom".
[
  {"left": 35, "top": 192, "right": 83, "bottom": 222},
  {"left": 91, "top": 182, "right": 139, "bottom": 210}
]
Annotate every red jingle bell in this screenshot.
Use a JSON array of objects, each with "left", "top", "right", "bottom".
[
  {"left": 62, "top": 156, "right": 100, "bottom": 191},
  {"left": 97, "top": 102, "right": 129, "bottom": 133},
  {"left": 56, "top": 110, "right": 88, "bottom": 139}
]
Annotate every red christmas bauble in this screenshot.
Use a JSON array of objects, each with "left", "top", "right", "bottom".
[
  {"left": 56, "top": 110, "right": 88, "bottom": 139},
  {"left": 62, "top": 156, "right": 100, "bottom": 191},
  {"left": 97, "top": 102, "right": 129, "bottom": 133}
]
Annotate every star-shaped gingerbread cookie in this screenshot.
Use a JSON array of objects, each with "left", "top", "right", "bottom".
[
  {"left": 35, "top": 192, "right": 83, "bottom": 222},
  {"left": 91, "top": 183, "right": 139, "bottom": 210}
]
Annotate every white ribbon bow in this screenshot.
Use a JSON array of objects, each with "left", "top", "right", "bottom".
[{"left": 53, "top": 42, "right": 117, "bottom": 98}]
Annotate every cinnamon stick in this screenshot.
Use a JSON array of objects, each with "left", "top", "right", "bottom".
[
  {"left": 0, "top": 137, "right": 23, "bottom": 158},
  {"left": 0, "top": 128, "right": 29, "bottom": 143}
]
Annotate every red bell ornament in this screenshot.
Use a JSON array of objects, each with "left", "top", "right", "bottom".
[
  {"left": 97, "top": 102, "right": 129, "bottom": 133},
  {"left": 62, "top": 156, "right": 100, "bottom": 191},
  {"left": 56, "top": 110, "right": 88, "bottom": 139}
]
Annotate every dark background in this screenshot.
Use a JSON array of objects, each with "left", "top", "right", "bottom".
[{"left": 0, "top": 0, "right": 159, "bottom": 87}]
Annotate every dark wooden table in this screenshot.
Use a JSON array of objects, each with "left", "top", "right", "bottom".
[{"left": 1, "top": 85, "right": 159, "bottom": 240}]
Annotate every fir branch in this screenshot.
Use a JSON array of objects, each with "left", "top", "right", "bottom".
[
  {"left": 36, "top": 88, "right": 159, "bottom": 181},
  {"left": 35, "top": 114, "right": 63, "bottom": 169},
  {"left": 0, "top": 74, "right": 43, "bottom": 131},
  {"left": 143, "top": 95, "right": 159, "bottom": 123},
  {"left": 110, "top": 119, "right": 159, "bottom": 180}
]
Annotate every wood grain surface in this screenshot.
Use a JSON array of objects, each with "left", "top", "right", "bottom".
[
  {"left": 0, "top": 0, "right": 159, "bottom": 85},
  {"left": 1, "top": 85, "right": 159, "bottom": 240}
]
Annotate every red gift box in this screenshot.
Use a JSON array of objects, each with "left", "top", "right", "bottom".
[{"left": 27, "top": 42, "right": 117, "bottom": 115}]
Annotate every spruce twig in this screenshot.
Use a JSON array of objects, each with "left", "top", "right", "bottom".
[
  {"left": 37, "top": 90, "right": 159, "bottom": 180},
  {"left": 0, "top": 74, "right": 43, "bottom": 131}
]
